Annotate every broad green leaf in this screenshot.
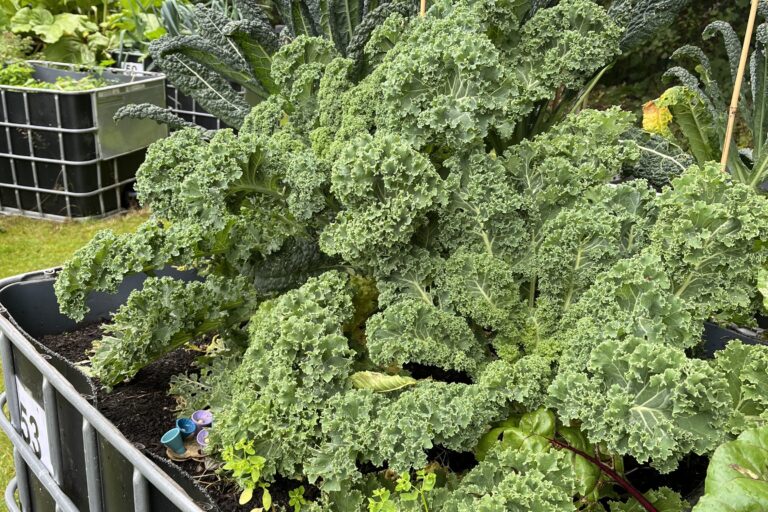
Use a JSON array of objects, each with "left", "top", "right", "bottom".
[
  {"left": 349, "top": 371, "right": 417, "bottom": 392},
  {"left": 475, "top": 425, "right": 510, "bottom": 461},
  {"left": 653, "top": 86, "right": 718, "bottom": 165},
  {"left": 559, "top": 426, "right": 600, "bottom": 496},
  {"left": 10, "top": 7, "right": 54, "bottom": 33},
  {"left": 519, "top": 408, "right": 556, "bottom": 438},
  {"left": 42, "top": 36, "right": 95, "bottom": 65},
  {"left": 693, "top": 425, "right": 768, "bottom": 511}
]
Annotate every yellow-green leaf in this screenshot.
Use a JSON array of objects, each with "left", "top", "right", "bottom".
[
  {"left": 239, "top": 487, "right": 254, "bottom": 505},
  {"left": 642, "top": 100, "right": 673, "bottom": 138},
  {"left": 262, "top": 488, "right": 272, "bottom": 510},
  {"left": 349, "top": 371, "right": 417, "bottom": 392}
]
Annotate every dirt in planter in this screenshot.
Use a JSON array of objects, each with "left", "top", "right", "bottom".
[{"left": 39, "top": 323, "right": 314, "bottom": 512}]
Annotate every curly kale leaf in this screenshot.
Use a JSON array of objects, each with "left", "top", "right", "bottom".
[
  {"left": 373, "top": 0, "right": 512, "bottom": 149},
  {"left": 432, "top": 445, "right": 578, "bottom": 512},
  {"left": 320, "top": 132, "right": 448, "bottom": 272},
  {"left": 54, "top": 222, "right": 202, "bottom": 320},
  {"left": 93, "top": 275, "right": 259, "bottom": 388},
  {"left": 435, "top": 149, "right": 526, "bottom": 259},
  {"left": 366, "top": 298, "right": 489, "bottom": 376},
  {"left": 309, "top": 373, "right": 513, "bottom": 491},
  {"left": 548, "top": 337, "right": 732, "bottom": 473},
  {"left": 556, "top": 252, "right": 699, "bottom": 369},
  {"left": 212, "top": 271, "right": 355, "bottom": 481},
  {"left": 270, "top": 36, "right": 340, "bottom": 128},
  {"left": 711, "top": 341, "right": 768, "bottom": 434},
  {"left": 504, "top": 108, "right": 639, "bottom": 226},
  {"left": 438, "top": 249, "right": 523, "bottom": 337},
  {"left": 507, "top": 0, "right": 622, "bottom": 114},
  {"left": 651, "top": 163, "right": 768, "bottom": 321},
  {"left": 536, "top": 181, "right": 657, "bottom": 317}
]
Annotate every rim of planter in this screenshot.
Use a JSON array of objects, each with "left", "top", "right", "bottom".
[{"left": 0, "top": 61, "right": 165, "bottom": 95}]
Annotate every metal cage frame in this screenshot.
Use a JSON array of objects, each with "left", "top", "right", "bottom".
[
  {"left": 0, "top": 62, "right": 167, "bottom": 220},
  {"left": 0, "top": 270, "right": 206, "bottom": 512}
]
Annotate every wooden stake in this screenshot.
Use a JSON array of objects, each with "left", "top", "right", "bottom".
[
  {"left": 420, "top": 0, "right": 426, "bottom": 17},
  {"left": 721, "top": 0, "right": 761, "bottom": 171}
]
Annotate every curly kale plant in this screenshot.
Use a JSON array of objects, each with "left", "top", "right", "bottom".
[{"left": 56, "top": 0, "right": 768, "bottom": 509}]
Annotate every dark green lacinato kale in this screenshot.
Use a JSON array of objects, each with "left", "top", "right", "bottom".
[
  {"left": 620, "top": 128, "right": 694, "bottom": 188},
  {"left": 117, "top": 0, "right": 417, "bottom": 130},
  {"left": 56, "top": 0, "right": 768, "bottom": 509},
  {"left": 606, "top": 0, "right": 691, "bottom": 51},
  {"left": 637, "top": 9, "right": 768, "bottom": 191}
]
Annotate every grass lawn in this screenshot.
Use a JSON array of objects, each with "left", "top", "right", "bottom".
[{"left": 0, "top": 211, "right": 148, "bottom": 510}]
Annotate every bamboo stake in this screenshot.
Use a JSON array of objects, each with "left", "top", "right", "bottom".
[
  {"left": 420, "top": 0, "right": 426, "bottom": 16},
  {"left": 721, "top": 0, "right": 761, "bottom": 171}
]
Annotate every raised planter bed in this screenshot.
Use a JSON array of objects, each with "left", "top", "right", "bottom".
[
  {"left": 1, "top": 268, "right": 765, "bottom": 511},
  {"left": 0, "top": 62, "right": 167, "bottom": 219},
  {"left": 0, "top": 269, "right": 215, "bottom": 512}
]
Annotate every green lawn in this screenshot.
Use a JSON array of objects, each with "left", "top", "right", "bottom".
[{"left": 0, "top": 211, "right": 148, "bottom": 510}]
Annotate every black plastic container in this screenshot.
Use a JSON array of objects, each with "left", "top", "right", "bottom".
[
  {"left": 0, "top": 61, "right": 167, "bottom": 219},
  {"left": 0, "top": 269, "right": 214, "bottom": 512}
]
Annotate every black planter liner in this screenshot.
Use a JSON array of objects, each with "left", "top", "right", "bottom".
[
  {"left": 0, "top": 269, "right": 215, "bottom": 512},
  {"left": 0, "top": 62, "right": 167, "bottom": 219}
]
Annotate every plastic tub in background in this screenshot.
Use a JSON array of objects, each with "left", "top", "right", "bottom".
[{"left": 0, "top": 61, "right": 167, "bottom": 219}]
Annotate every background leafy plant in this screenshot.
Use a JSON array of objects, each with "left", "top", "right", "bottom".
[{"left": 639, "top": 3, "right": 768, "bottom": 190}]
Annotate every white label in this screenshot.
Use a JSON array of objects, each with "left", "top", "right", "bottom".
[
  {"left": 121, "top": 61, "right": 145, "bottom": 72},
  {"left": 15, "top": 377, "right": 53, "bottom": 475}
]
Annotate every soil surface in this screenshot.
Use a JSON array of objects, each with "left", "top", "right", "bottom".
[{"left": 38, "top": 323, "right": 310, "bottom": 511}]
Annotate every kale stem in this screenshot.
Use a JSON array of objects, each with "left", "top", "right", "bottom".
[{"left": 548, "top": 438, "right": 658, "bottom": 512}]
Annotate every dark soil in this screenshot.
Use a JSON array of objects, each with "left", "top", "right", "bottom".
[
  {"left": 624, "top": 453, "right": 709, "bottom": 501},
  {"left": 38, "top": 323, "right": 309, "bottom": 512},
  {"left": 404, "top": 362, "right": 473, "bottom": 384}
]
